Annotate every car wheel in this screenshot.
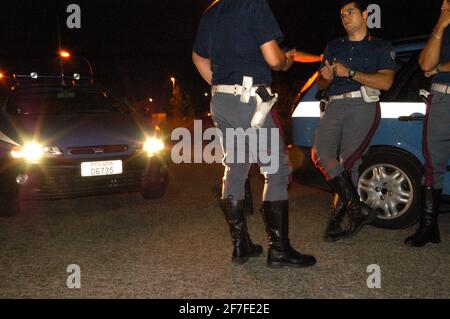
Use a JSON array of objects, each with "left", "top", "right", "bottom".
[
  {"left": 141, "top": 185, "right": 166, "bottom": 200},
  {"left": 0, "top": 195, "right": 20, "bottom": 217},
  {"left": 358, "top": 149, "right": 423, "bottom": 229}
]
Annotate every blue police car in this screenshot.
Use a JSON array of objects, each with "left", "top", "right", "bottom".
[
  {"left": 291, "top": 38, "right": 438, "bottom": 229},
  {"left": 0, "top": 72, "right": 168, "bottom": 216}
]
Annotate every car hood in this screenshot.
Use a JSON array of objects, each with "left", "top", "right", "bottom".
[{"left": 3, "top": 113, "right": 153, "bottom": 149}]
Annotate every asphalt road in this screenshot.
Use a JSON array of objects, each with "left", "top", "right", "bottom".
[{"left": 1, "top": 162, "right": 449, "bottom": 299}]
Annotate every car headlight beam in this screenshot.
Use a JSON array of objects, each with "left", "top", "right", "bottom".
[
  {"left": 143, "top": 138, "right": 165, "bottom": 156},
  {"left": 10, "top": 143, "right": 63, "bottom": 163},
  {"left": 11, "top": 143, "right": 44, "bottom": 163}
]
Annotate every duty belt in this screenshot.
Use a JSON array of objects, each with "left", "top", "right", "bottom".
[
  {"left": 212, "top": 84, "right": 271, "bottom": 97},
  {"left": 329, "top": 90, "right": 362, "bottom": 102},
  {"left": 431, "top": 83, "right": 450, "bottom": 95}
]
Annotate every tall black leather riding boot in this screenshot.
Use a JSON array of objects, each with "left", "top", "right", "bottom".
[
  {"left": 261, "top": 201, "right": 316, "bottom": 268},
  {"left": 243, "top": 179, "right": 254, "bottom": 216},
  {"left": 214, "top": 179, "right": 253, "bottom": 216},
  {"left": 324, "top": 193, "right": 347, "bottom": 242},
  {"left": 404, "top": 187, "right": 441, "bottom": 247},
  {"left": 328, "top": 171, "right": 377, "bottom": 240},
  {"left": 219, "top": 198, "right": 263, "bottom": 264}
]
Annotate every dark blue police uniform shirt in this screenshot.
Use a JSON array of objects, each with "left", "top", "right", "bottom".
[
  {"left": 321, "top": 35, "right": 396, "bottom": 96},
  {"left": 432, "top": 27, "right": 450, "bottom": 85},
  {"left": 193, "top": 0, "right": 283, "bottom": 86}
]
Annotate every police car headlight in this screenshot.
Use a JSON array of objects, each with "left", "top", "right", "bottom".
[
  {"left": 11, "top": 143, "right": 44, "bottom": 163},
  {"left": 143, "top": 138, "right": 165, "bottom": 156},
  {"left": 11, "top": 144, "right": 63, "bottom": 162}
]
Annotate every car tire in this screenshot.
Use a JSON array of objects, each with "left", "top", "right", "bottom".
[
  {"left": 0, "top": 195, "right": 20, "bottom": 217},
  {"left": 141, "top": 185, "right": 166, "bottom": 200},
  {"left": 358, "top": 148, "right": 423, "bottom": 230}
]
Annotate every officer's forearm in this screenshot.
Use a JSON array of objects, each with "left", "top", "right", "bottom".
[
  {"left": 317, "top": 75, "right": 332, "bottom": 90},
  {"left": 192, "top": 52, "right": 212, "bottom": 85},
  {"left": 352, "top": 70, "right": 394, "bottom": 91},
  {"left": 260, "top": 40, "right": 288, "bottom": 71},
  {"left": 419, "top": 26, "right": 444, "bottom": 72}
]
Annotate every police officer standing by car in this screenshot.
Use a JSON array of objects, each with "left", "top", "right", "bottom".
[
  {"left": 313, "top": 0, "right": 396, "bottom": 241},
  {"left": 404, "top": 0, "right": 450, "bottom": 247},
  {"left": 192, "top": 0, "right": 316, "bottom": 268}
]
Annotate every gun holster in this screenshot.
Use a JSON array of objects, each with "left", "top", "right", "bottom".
[{"left": 252, "top": 86, "right": 278, "bottom": 129}]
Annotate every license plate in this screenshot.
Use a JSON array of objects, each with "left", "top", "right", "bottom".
[{"left": 81, "top": 160, "right": 123, "bottom": 177}]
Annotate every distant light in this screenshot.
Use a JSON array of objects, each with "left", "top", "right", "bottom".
[
  {"left": 73, "top": 73, "right": 81, "bottom": 80},
  {"left": 204, "top": 92, "right": 209, "bottom": 97},
  {"left": 0, "top": 73, "right": 3, "bottom": 79},
  {"left": 149, "top": 98, "right": 153, "bottom": 102},
  {"left": 60, "top": 50, "right": 71, "bottom": 58},
  {"left": 30, "top": 72, "right": 38, "bottom": 79}
]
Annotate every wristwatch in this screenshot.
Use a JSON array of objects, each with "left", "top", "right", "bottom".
[{"left": 348, "top": 69, "right": 356, "bottom": 80}]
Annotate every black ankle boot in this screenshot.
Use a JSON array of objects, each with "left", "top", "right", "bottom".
[
  {"left": 243, "top": 179, "right": 254, "bottom": 216},
  {"left": 219, "top": 198, "right": 263, "bottom": 264},
  {"left": 261, "top": 201, "right": 316, "bottom": 268},
  {"left": 404, "top": 187, "right": 441, "bottom": 247},
  {"left": 328, "top": 171, "right": 377, "bottom": 240},
  {"left": 324, "top": 193, "right": 347, "bottom": 242}
]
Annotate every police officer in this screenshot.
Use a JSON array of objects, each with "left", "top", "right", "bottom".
[
  {"left": 404, "top": 0, "right": 450, "bottom": 247},
  {"left": 313, "top": 0, "right": 395, "bottom": 241},
  {"left": 192, "top": 0, "right": 316, "bottom": 268}
]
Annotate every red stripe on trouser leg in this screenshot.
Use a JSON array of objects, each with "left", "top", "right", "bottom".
[
  {"left": 343, "top": 102, "right": 381, "bottom": 172},
  {"left": 270, "top": 109, "right": 293, "bottom": 183},
  {"left": 422, "top": 95, "right": 434, "bottom": 187},
  {"left": 311, "top": 146, "right": 332, "bottom": 181}
]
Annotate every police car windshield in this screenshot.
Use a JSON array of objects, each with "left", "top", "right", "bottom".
[{"left": 7, "top": 87, "right": 130, "bottom": 115}]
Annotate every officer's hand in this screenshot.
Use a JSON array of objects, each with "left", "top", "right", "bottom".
[
  {"left": 282, "top": 52, "right": 294, "bottom": 71},
  {"left": 437, "top": 9, "right": 450, "bottom": 29},
  {"left": 320, "top": 60, "right": 334, "bottom": 80},
  {"left": 332, "top": 61, "right": 350, "bottom": 78},
  {"left": 425, "top": 67, "right": 439, "bottom": 78}
]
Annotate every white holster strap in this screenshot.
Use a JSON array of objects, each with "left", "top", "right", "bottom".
[{"left": 251, "top": 93, "right": 278, "bottom": 129}]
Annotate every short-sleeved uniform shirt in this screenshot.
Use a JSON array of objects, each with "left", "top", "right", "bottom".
[
  {"left": 321, "top": 35, "right": 397, "bottom": 96},
  {"left": 193, "top": 0, "right": 283, "bottom": 86},
  {"left": 432, "top": 27, "right": 450, "bottom": 85}
]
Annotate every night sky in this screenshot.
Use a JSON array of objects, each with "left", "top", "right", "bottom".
[{"left": 0, "top": 0, "right": 444, "bottom": 108}]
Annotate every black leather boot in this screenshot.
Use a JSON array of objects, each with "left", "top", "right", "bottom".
[
  {"left": 404, "top": 187, "right": 441, "bottom": 247},
  {"left": 324, "top": 193, "right": 347, "bottom": 242},
  {"left": 243, "top": 179, "right": 254, "bottom": 216},
  {"left": 219, "top": 198, "right": 263, "bottom": 264},
  {"left": 214, "top": 179, "right": 253, "bottom": 217},
  {"left": 261, "top": 201, "right": 316, "bottom": 268},
  {"left": 328, "top": 171, "right": 377, "bottom": 240}
]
